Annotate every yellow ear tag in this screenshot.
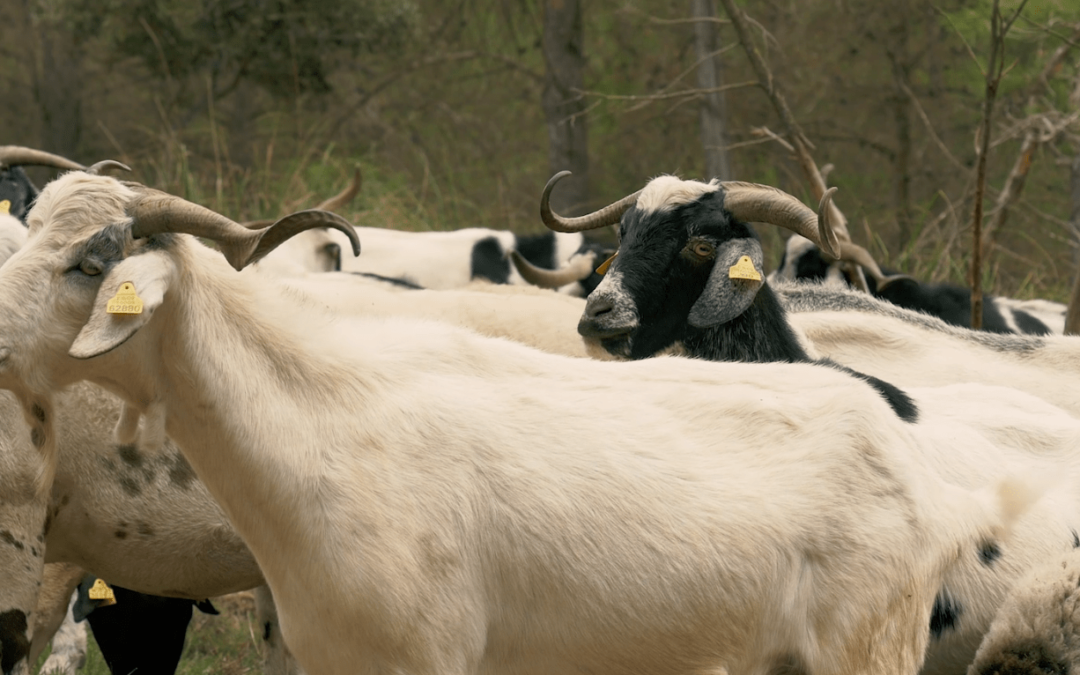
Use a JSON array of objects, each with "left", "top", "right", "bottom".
[
  {"left": 595, "top": 251, "right": 618, "bottom": 275},
  {"left": 0, "top": 200, "right": 9, "bottom": 215},
  {"left": 106, "top": 282, "right": 144, "bottom": 315},
  {"left": 728, "top": 256, "right": 762, "bottom": 282},
  {"left": 88, "top": 578, "right": 117, "bottom": 605}
]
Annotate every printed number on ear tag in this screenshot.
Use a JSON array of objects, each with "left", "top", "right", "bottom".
[
  {"left": 106, "top": 282, "right": 144, "bottom": 315},
  {"left": 88, "top": 578, "right": 117, "bottom": 605},
  {"left": 596, "top": 251, "right": 618, "bottom": 275},
  {"left": 0, "top": 200, "right": 9, "bottom": 215},
  {"left": 728, "top": 256, "right": 761, "bottom": 282}
]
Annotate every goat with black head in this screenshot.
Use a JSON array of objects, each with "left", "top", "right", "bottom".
[{"left": 541, "top": 171, "right": 918, "bottom": 421}]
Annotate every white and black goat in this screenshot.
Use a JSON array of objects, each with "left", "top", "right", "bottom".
[
  {"left": 250, "top": 169, "right": 612, "bottom": 295},
  {"left": 540, "top": 171, "right": 919, "bottom": 421},
  {"left": 539, "top": 171, "right": 1080, "bottom": 675},
  {"left": 770, "top": 234, "right": 1066, "bottom": 335},
  {"left": 0, "top": 146, "right": 85, "bottom": 222}
]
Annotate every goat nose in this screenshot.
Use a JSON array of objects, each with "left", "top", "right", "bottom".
[{"left": 584, "top": 295, "right": 614, "bottom": 320}]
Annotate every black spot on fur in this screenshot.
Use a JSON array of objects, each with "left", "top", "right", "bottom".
[
  {"left": 117, "top": 444, "right": 142, "bottom": 467},
  {"left": 349, "top": 272, "right": 423, "bottom": 289},
  {"left": 263, "top": 621, "right": 273, "bottom": 641},
  {"left": 974, "top": 640, "right": 1070, "bottom": 675},
  {"left": 825, "top": 361, "right": 919, "bottom": 423},
  {"left": 470, "top": 236, "right": 511, "bottom": 284},
  {"left": 118, "top": 475, "right": 141, "bottom": 497},
  {"left": 930, "top": 592, "right": 962, "bottom": 639},
  {"left": 0, "top": 608, "right": 30, "bottom": 674},
  {"left": 30, "top": 427, "right": 44, "bottom": 448},
  {"left": 30, "top": 404, "right": 45, "bottom": 423},
  {"left": 137, "top": 522, "right": 154, "bottom": 537},
  {"left": 1072, "top": 530, "right": 1079, "bottom": 549},
  {"left": 0, "top": 531, "right": 23, "bottom": 550},
  {"left": 168, "top": 454, "right": 196, "bottom": 490},
  {"left": 1011, "top": 309, "right": 1052, "bottom": 336},
  {"left": 980, "top": 542, "right": 1002, "bottom": 565},
  {"left": 114, "top": 529, "right": 128, "bottom": 539},
  {"left": 514, "top": 232, "right": 558, "bottom": 270}
]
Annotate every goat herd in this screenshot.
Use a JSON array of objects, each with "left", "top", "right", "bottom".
[{"left": 0, "top": 145, "right": 1078, "bottom": 675}]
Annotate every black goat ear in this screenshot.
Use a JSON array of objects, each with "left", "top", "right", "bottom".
[{"left": 687, "top": 238, "right": 764, "bottom": 328}]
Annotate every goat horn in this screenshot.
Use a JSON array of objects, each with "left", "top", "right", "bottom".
[
  {"left": 509, "top": 250, "right": 596, "bottom": 289},
  {"left": 127, "top": 188, "right": 360, "bottom": 271},
  {"left": 831, "top": 241, "right": 915, "bottom": 288},
  {"left": 85, "top": 160, "right": 131, "bottom": 176},
  {"left": 540, "top": 171, "right": 642, "bottom": 233},
  {"left": 315, "top": 167, "right": 362, "bottom": 212},
  {"left": 0, "top": 146, "right": 84, "bottom": 171},
  {"left": 718, "top": 183, "right": 841, "bottom": 259}
]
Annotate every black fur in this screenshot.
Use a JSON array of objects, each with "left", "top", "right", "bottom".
[
  {"left": 583, "top": 189, "right": 919, "bottom": 423},
  {"left": 350, "top": 271, "right": 424, "bottom": 289},
  {"left": 0, "top": 166, "right": 38, "bottom": 222},
  {"left": 0, "top": 609, "right": 29, "bottom": 675},
  {"left": 782, "top": 244, "right": 1053, "bottom": 335},
  {"left": 930, "top": 592, "right": 962, "bottom": 639},
  {"left": 470, "top": 236, "right": 511, "bottom": 284},
  {"left": 514, "top": 231, "right": 558, "bottom": 270}
]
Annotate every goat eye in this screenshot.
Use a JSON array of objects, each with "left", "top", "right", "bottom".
[
  {"left": 79, "top": 260, "right": 103, "bottom": 276},
  {"left": 691, "top": 242, "right": 715, "bottom": 258}
]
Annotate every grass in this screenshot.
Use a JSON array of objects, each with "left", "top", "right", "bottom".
[{"left": 34, "top": 593, "right": 264, "bottom": 675}]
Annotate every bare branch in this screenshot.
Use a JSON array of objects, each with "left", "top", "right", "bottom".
[
  {"left": 934, "top": 5, "right": 986, "bottom": 76},
  {"left": 574, "top": 81, "right": 757, "bottom": 103},
  {"left": 749, "top": 126, "right": 795, "bottom": 152}
]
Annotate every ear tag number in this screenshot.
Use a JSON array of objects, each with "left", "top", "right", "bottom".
[
  {"left": 0, "top": 200, "right": 9, "bottom": 215},
  {"left": 728, "top": 256, "right": 762, "bottom": 282},
  {"left": 106, "top": 282, "right": 144, "bottom": 315},
  {"left": 88, "top": 578, "right": 118, "bottom": 605},
  {"left": 596, "top": 251, "right": 618, "bottom": 275}
]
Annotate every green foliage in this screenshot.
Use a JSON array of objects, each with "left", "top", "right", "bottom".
[{"left": 41, "top": 0, "right": 417, "bottom": 97}]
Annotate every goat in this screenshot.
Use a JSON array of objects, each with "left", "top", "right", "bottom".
[
  {"left": 538, "top": 171, "right": 1080, "bottom": 675},
  {"left": 72, "top": 574, "right": 218, "bottom": 675},
  {"left": 774, "top": 280, "right": 1080, "bottom": 420},
  {"left": 0, "top": 146, "right": 85, "bottom": 222},
  {"left": 966, "top": 547, "right": 1080, "bottom": 675},
  {"left": 250, "top": 169, "right": 611, "bottom": 295},
  {"left": 770, "top": 234, "right": 1066, "bottom": 335},
  {"left": 279, "top": 275, "right": 603, "bottom": 359},
  {"left": 0, "top": 170, "right": 1039, "bottom": 675}
]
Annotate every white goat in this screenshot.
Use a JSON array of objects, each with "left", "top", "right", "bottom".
[
  {"left": 0, "top": 172, "right": 1043, "bottom": 675},
  {"left": 278, "top": 275, "right": 603, "bottom": 359},
  {"left": 967, "top": 548, "right": 1080, "bottom": 675},
  {"left": 775, "top": 281, "right": 1080, "bottom": 419}
]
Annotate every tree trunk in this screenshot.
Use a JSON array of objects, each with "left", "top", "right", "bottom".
[
  {"left": 541, "top": 0, "right": 589, "bottom": 216},
  {"left": 1066, "top": 151, "right": 1080, "bottom": 335},
  {"left": 32, "top": 18, "right": 83, "bottom": 159},
  {"left": 691, "top": 0, "right": 732, "bottom": 181}
]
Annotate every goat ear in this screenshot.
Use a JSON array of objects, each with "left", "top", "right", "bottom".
[
  {"left": 687, "top": 238, "right": 765, "bottom": 328},
  {"left": 69, "top": 250, "right": 176, "bottom": 359}
]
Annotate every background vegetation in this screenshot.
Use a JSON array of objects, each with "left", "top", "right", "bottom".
[{"left": 3, "top": 0, "right": 1079, "bottom": 298}]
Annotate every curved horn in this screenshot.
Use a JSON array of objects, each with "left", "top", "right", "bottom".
[
  {"left": 85, "top": 160, "right": 131, "bottom": 176},
  {"left": 832, "top": 241, "right": 915, "bottom": 289},
  {"left": 509, "top": 250, "right": 596, "bottom": 289},
  {"left": 540, "top": 171, "right": 642, "bottom": 233},
  {"left": 0, "top": 146, "right": 85, "bottom": 171},
  {"left": 718, "top": 183, "right": 841, "bottom": 259},
  {"left": 315, "top": 167, "right": 362, "bottom": 212},
  {"left": 127, "top": 188, "right": 360, "bottom": 271}
]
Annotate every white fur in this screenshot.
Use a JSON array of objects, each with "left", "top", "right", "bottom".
[
  {"left": 634, "top": 175, "right": 719, "bottom": 214},
  {"left": 278, "top": 275, "right": 605, "bottom": 360},
  {"left": 967, "top": 548, "right": 1080, "bottom": 675},
  {"left": 0, "top": 172, "right": 1043, "bottom": 675}
]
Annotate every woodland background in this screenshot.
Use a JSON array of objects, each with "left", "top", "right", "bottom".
[{"left": 1, "top": 0, "right": 1079, "bottom": 301}]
